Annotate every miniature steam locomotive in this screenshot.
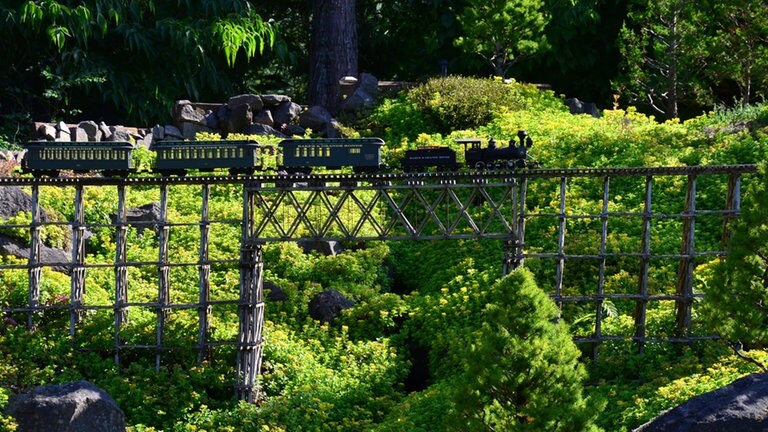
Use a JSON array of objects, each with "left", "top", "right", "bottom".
[{"left": 20, "top": 131, "right": 535, "bottom": 177}]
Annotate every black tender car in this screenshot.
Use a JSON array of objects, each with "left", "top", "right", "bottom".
[
  {"left": 279, "top": 138, "right": 386, "bottom": 174},
  {"left": 401, "top": 146, "right": 460, "bottom": 172}
]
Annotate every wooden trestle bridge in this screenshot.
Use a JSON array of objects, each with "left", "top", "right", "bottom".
[{"left": 0, "top": 164, "right": 757, "bottom": 401}]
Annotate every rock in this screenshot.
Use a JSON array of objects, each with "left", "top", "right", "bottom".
[
  {"left": 299, "top": 105, "right": 332, "bottom": 131},
  {"left": 338, "top": 88, "right": 376, "bottom": 113},
  {"left": 565, "top": 98, "right": 601, "bottom": 118},
  {"left": 264, "top": 280, "right": 287, "bottom": 302},
  {"left": 308, "top": 289, "right": 355, "bottom": 323},
  {"left": 204, "top": 110, "right": 220, "bottom": 129},
  {"left": 634, "top": 373, "right": 768, "bottom": 432},
  {"left": 6, "top": 380, "right": 126, "bottom": 432},
  {"left": 37, "top": 123, "right": 57, "bottom": 141},
  {"left": 260, "top": 94, "right": 291, "bottom": 107},
  {"left": 252, "top": 109, "right": 275, "bottom": 128},
  {"left": 284, "top": 124, "right": 306, "bottom": 137},
  {"left": 177, "top": 103, "right": 206, "bottom": 125},
  {"left": 227, "top": 94, "right": 264, "bottom": 112},
  {"left": 0, "top": 235, "right": 71, "bottom": 274},
  {"left": 55, "top": 121, "right": 71, "bottom": 142},
  {"left": 112, "top": 203, "right": 162, "bottom": 235},
  {"left": 324, "top": 120, "right": 343, "bottom": 138},
  {"left": 272, "top": 101, "right": 303, "bottom": 129},
  {"left": 242, "top": 123, "right": 287, "bottom": 138},
  {"left": 179, "top": 121, "right": 213, "bottom": 140},
  {"left": 98, "top": 122, "right": 112, "bottom": 141},
  {"left": 152, "top": 125, "right": 165, "bottom": 141},
  {"left": 163, "top": 125, "right": 184, "bottom": 140},
  {"left": 107, "top": 126, "right": 131, "bottom": 143},
  {"left": 223, "top": 103, "right": 253, "bottom": 135},
  {"left": 0, "top": 186, "right": 51, "bottom": 222},
  {"left": 77, "top": 121, "right": 102, "bottom": 142},
  {"left": 297, "top": 240, "right": 343, "bottom": 256},
  {"left": 358, "top": 73, "right": 380, "bottom": 98}
]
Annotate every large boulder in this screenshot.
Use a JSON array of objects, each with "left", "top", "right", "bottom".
[
  {"left": 0, "top": 186, "right": 51, "bottom": 222},
  {"left": 6, "top": 381, "right": 126, "bottom": 432},
  {"left": 112, "top": 203, "right": 163, "bottom": 235},
  {"left": 308, "top": 289, "right": 355, "bottom": 323},
  {"left": 634, "top": 373, "right": 768, "bottom": 431},
  {"left": 0, "top": 235, "right": 71, "bottom": 274}
]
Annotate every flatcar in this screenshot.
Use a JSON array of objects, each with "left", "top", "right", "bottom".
[
  {"left": 401, "top": 146, "right": 460, "bottom": 172},
  {"left": 150, "top": 139, "right": 262, "bottom": 176},
  {"left": 459, "top": 130, "right": 533, "bottom": 170},
  {"left": 279, "top": 138, "right": 386, "bottom": 174},
  {"left": 21, "top": 141, "right": 134, "bottom": 178}
]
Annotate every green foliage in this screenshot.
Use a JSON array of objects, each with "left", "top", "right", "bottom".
[
  {"left": 0, "top": 0, "right": 274, "bottom": 135},
  {"left": 405, "top": 268, "right": 603, "bottom": 431},
  {"left": 614, "top": 0, "right": 708, "bottom": 118},
  {"left": 455, "top": 0, "right": 550, "bottom": 78},
  {"left": 408, "top": 77, "right": 544, "bottom": 134},
  {"left": 701, "top": 162, "right": 768, "bottom": 356}
]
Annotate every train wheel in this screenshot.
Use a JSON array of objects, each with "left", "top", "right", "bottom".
[{"left": 475, "top": 162, "right": 486, "bottom": 170}]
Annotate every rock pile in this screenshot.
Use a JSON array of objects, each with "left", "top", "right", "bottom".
[{"left": 30, "top": 73, "right": 387, "bottom": 145}]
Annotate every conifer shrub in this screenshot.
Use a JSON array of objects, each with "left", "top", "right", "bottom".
[{"left": 401, "top": 268, "right": 604, "bottom": 431}]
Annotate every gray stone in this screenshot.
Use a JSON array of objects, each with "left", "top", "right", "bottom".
[
  {"left": 297, "top": 239, "right": 344, "bottom": 256},
  {"left": 264, "top": 280, "right": 287, "bottom": 302},
  {"left": 358, "top": 73, "right": 380, "bottom": 98},
  {"left": 179, "top": 121, "right": 213, "bottom": 140},
  {"left": 163, "top": 125, "right": 184, "bottom": 140},
  {"left": 0, "top": 235, "right": 71, "bottom": 274},
  {"left": 107, "top": 126, "right": 131, "bottom": 143},
  {"left": 565, "top": 98, "right": 601, "bottom": 118},
  {"left": 77, "top": 121, "right": 101, "bottom": 141},
  {"left": 0, "top": 150, "right": 13, "bottom": 161},
  {"left": 0, "top": 186, "right": 51, "bottom": 222},
  {"left": 98, "top": 122, "right": 112, "bottom": 141},
  {"left": 324, "top": 120, "right": 343, "bottom": 139},
  {"left": 339, "top": 88, "right": 376, "bottom": 113},
  {"left": 55, "top": 121, "right": 71, "bottom": 142},
  {"left": 634, "top": 373, "right": 768, "bottom": 432},
  {"left": 261, "top": 94, "right": 291, "bottom": 107},
  {"left": 299, "top": 105, "right": 332, "bottom": 131},
  {"left": 152, "top": 124, "right": 165, "bottom": 140},
  {"left": 223, "top": 103, "right": 252, "bottom": 135},
  {"left": 204, "top": 110, "right": 220, "bottom": 129},
  {"left": 111, "top": 202, "right": 162, "bottom": 235},
  {"left": 73, "top": 126, "right": 89, "bottom": 142},
  {"left": 6, "top": 380, "right": 126, "bottom": 432},
  {"left": 37, "top": 123, "right": 57, "bottom": 141},
  {"left": 253, "top": 109, "right": 275, "bottom": 127},
  {"left": 177, "top": 103, "right": 206, "bottom": 125},
  {"left": 284, "top": 123, "right": 306, "bottom": 137},
  {"left": 242, "top": 123, "right": 287, "bottom": 138},
  {"left": 227, "top": 94, "right": 264, "bottom": 112},
  {"left": 272, "top": 101, "right": 302, "bottom": 128},
  {"left": 308, "top": 289, "right": 355, "bottom": 323}
]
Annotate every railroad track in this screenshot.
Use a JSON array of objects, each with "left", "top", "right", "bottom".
[{"left": 0, "top": 164, "right": 757, "bottom": 187}]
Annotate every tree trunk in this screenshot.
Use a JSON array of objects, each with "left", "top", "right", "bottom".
[{"left": 309, "top": 0, "right": 358, "bottom": 111}]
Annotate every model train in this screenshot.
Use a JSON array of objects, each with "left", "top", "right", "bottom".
[{"left": 20, "top": 131, "right": 535, "bottom": 177}]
